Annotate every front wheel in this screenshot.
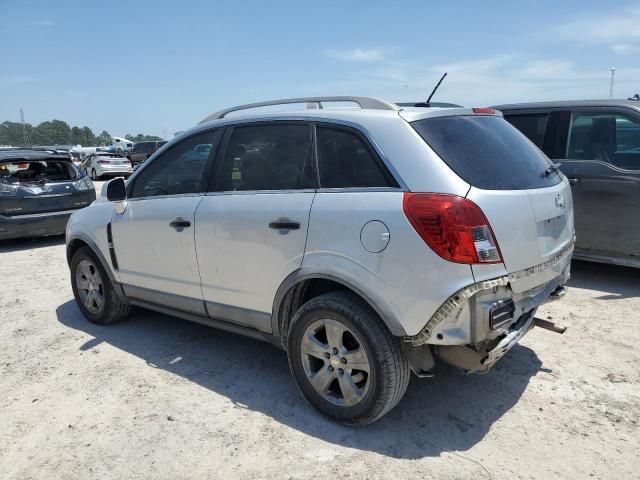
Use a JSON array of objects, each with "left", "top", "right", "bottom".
[
  {"left": 287, "top": 291, "right": 410, "bottom": 426},
  {"left": 70, "top": 246, "right": 130, "bottom": 325}
]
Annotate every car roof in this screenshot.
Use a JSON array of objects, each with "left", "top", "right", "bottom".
[
  {"left": 493, "top": 99, "right": 640, "bottom": 111},
  {"left": 0, "top": 149, "right": 72, "bottom": 162},
  {"left": 195, "top": 105, "right": 495, "bottom": 130}
]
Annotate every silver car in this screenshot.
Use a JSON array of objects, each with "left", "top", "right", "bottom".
[
  {"left": 81, "top": 152, "right": 133, "bottom": 180},
  {"left": 65, "top": 96, "right": 574, "bottom": 425}
]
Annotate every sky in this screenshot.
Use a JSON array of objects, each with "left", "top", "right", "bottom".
[{"left": 2, "top": 0, "right": 640, "bottom": 139}]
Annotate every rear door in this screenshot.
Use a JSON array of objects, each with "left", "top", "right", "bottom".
[
  {"left": 195, "top": 122, "right": 315, "bottom": 332},
  {"left": 111, "top": 129, "right": 222, "bottom": 314},
  {"left": 557, "top": 107, "right": 640, "bottom": 261}
]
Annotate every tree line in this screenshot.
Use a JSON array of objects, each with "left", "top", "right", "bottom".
[{"left": 0, "top": 119, "right": 163, "bottom": 148}]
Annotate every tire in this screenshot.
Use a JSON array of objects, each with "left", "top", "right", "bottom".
[
  {"left": 287, "top": 291, "right": 410, "bottom": 426},
  {"left": 70, "top": 246, "right": 130, "bottom": 325},
  {"left": 91, "top": 169, "right": 99, "bottom": 180}
]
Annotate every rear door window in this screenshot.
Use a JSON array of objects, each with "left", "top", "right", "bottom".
[
  {"left": 504, "top": 113, "right": 549, "bottom": 147},
  {"left": 412, "top": 115, "right": 561, "bottom": 190},
  {"left": 216, "top": 123, "right": 314, "bottom": 191},
  {"left": 567, "top": 112, "right": 640, "bottom": 170},
  {"left": 315, "top": 126, "right": 397, "bottom": 188}
]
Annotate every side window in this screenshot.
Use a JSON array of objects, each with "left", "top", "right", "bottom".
[
  {"left": 504, "top": 113, "right": 549, "bottom": 147},
  {"left": 217, "top": 124, "right": 313, "bottom": 191},
  {"left": 316, "top": 126, "right": 396, "bottom": 188},
  {"left": 567, "top": 112, "right": 640, "bottom": 169},
  {"left": 130, "top": 130, "right": 220, "bottom": 198}
]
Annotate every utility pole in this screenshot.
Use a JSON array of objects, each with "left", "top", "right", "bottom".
[
  {"left": 20, "top": 108, "right": 31, "bottom": 148},
  {"left": 609, "top": 67, "right": 616, "bottom": 99}
]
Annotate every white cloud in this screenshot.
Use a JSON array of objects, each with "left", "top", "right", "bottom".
[
  {"left": 554, "top": 7, "right": 640, "bottom": 44},
  {"left": 517, "top": 60, "right": 576, "bottom": 79},
  {"left": 327, "top": 48, "right": 386, "bottom": 63},
  {"left": 611, "top": 43, "right": 640, "bottom": 55},
  {"left": 0, "top": 76, "right": 39, "bottom": 85},
  {"left": 26, "top": 20, "right": 54, "bottom": 27},
  {"left": 304, "top": 52, "right": 640, "bottom": 106},
  {"left": 431, "top": 55, "right": 514, "bottom": 75}
]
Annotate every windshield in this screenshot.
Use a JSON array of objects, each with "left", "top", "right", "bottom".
[
  {"left": 411, "top": 115, "right": 562, "bottom": 190},
  {"left": 0, "top": 160, "right": 79, "bottom": 184}
]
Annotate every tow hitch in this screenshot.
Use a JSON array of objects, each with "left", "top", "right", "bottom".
[
  {"left": 533, "top": 317, "right": 567, "bottom": 334},
  {"left": 547, "top": 285, "right": 567, "bottom": 301}
]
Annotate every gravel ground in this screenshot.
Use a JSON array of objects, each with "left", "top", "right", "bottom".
[{"left": 1, "top": 223, "right": 639, "bottom": 479}]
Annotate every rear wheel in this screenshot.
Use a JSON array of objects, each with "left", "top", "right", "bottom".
[
  {"left": 91, "top": 169, "right": 99, "bottom": 180},
  {"left": 70, "top": 246, "right": 130, "bottom": 325},
  {"left": 287, "top": 291, "right": 410, "bottom": 426}
]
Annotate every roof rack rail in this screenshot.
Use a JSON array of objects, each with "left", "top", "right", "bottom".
[{"left": 199, "top": 96, "right": 399, "bottom": 124}]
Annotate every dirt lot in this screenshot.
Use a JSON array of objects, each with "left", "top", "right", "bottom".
[{"left": 1, "top": 228, "right": 639, "bottom": 479}]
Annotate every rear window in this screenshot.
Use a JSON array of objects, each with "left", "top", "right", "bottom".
[
  {"left": 0, "top": 160, "right": 78, "bottom": 184},
  {"left": 412, "top": 115, "right": 561, "bottom": 190}
]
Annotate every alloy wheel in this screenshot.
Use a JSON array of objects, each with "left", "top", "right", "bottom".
[
  {"left": 75, "top": 259, "right": 104, "bottom": 314},
  {"left": 300, "top": 318, "right": 371, "bottom": 407}
]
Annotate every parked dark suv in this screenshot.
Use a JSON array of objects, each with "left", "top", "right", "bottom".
[
  {"left": 495, "top": 99, "right": 640, "bottom": 268},
  {"left": 127, "top": 141, "right": 167, "bottom": 165},
  {"left": 0, "top": 149, "right": 96, "bottom": 240}
]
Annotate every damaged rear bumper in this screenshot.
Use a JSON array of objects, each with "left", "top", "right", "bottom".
[
  {"left": 435, "top": 312, "right": 535, "bottom": 373},
  {"left": 403, "top": 244, "right": 572, "bottom": 375}
]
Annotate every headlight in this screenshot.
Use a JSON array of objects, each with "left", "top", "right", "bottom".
[
  {"left": 0, "top": 182, "right": 18, "bottom": 196},
  {"left": 73, "top": 176, "right": 94, "bottom": 191}
]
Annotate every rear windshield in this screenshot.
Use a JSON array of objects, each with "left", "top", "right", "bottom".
[
  {"left": 411, "top": 115, "right": 562, "bottom": 190},
  {"left": 0, "top": 160, "right": 78, "bottom": 184}
]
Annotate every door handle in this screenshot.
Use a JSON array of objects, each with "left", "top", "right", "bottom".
[
  {"left": 568, "top": 178, "right": 579, "bottom": 185},
  {"left": 169, "top": 217, "right": 191, "bottom": 230},
  {"left": 269, "top": 219, "right": 300, "bottom": 230}
]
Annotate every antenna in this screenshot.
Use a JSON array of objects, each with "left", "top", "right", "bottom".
[
  {"left": 20, "top": 108, "right": 32, "bottom": 148},
  {"left": 426, "top": 72, "right": 447, "bottom": 106}
]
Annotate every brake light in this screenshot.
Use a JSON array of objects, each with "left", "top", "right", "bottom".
[
  {"left": 97, "top": 160, "right": 109, "bottom": 164},
  {"left": 472, "top": 107, "right": 496, "bottom": 115},
  {"left": 402, "top": 193, "right": 502, "bottom": 264}
]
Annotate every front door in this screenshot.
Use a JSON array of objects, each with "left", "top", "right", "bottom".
[
  {"left": 111, "top": 129, "right": 222, "bottom": 314},
  {"left": 560, "top": 109, "right": 640, "bottom": 261},
  {"left": 195, "top": 122, "right": 316, "bottom": 332}
]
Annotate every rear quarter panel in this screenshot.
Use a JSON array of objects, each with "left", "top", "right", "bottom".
[{"left": 303, "top": 191, "right": 476, "bottom": 336}]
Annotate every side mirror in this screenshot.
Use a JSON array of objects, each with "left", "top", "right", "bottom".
[{"left": 106, "top": 177, "right": 126, "bottom": 202}]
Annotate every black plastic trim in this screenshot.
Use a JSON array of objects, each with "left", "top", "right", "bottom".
[
  {"left": 106, "top": 222, "right": 119, "bottom": 270},
  {"left": 205, "top": 301, "right": 272, "bottom": 333},
  {"left": 123, "top": 284, "right": 207, "bottom": 316},
  {"left": 128, "top": 299, "right": 281, "bottom": 348},
  {"left": 271, "top": 269, "right": 407, "bottom": 338}
]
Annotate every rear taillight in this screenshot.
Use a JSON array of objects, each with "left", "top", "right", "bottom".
[
  {"left": 97, "top": 160, "right": 109, "bottom": 164},
  {"left": 402, "top": 192, "right": 502, "bottom": 264}
]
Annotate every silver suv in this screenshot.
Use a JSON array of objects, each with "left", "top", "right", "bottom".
[{"left": 66, "top": 96, "right": 574, "bottom": 425}]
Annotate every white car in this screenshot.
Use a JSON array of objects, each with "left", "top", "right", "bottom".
[
  {"left": 81, "top": 152, "right": 133, "bottom": 180},
  {"left": 65, "top": 96, "right": 574, "bottom": 425}
]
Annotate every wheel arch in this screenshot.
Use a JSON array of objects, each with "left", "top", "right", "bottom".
[
  {"left": 67, "top": 233, "right": 127, "bottom": 303},
  {"left": 272, "top": 269, "right": 407, "bottom": 348}
]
